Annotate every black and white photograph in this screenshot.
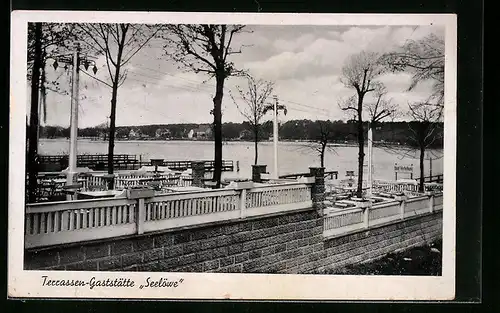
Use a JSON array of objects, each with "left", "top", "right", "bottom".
[{"left": 9, "top": 11, "right": 457, "bottom": 300}]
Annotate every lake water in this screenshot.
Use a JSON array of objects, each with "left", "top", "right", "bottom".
[{"left": 39, "top": 139, "right": 443, "bottom": 181}]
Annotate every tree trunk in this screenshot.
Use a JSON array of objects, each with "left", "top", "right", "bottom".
[
  {"left": 419, "top": 143, "right": 425, "bottom": 193},
  {"left": 106, "top": 30, "right": 126, "bottom": 189},
  {"left": 254, "top": 124, "right": 259, "bottom": 165},
  {"left": 356, "top": 95, "right": 365, "bottom": 198},
  {"left": 27, "top": 22, "right": 42, "bottom": 203},
  {"left": 212, "top": 75, "right": 225, "bottom": 188},
  {"left": 320, "top": 142, "right": 326, "bottom": 168},
  {"left": 107, "top": 67, "right": 121, "bottom": 189}
]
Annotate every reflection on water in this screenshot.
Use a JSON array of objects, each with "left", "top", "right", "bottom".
[{"left": 39, "top": 139, "right": 443, "bottom": 181}]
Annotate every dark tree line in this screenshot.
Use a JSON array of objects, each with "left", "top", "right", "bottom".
[{"left": 38, "top": 119, "right": 443, "bottom": 149}]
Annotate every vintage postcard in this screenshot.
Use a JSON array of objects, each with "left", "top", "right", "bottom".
[{"left": 9, "top": 11, "right": 457, "bottom": 300}]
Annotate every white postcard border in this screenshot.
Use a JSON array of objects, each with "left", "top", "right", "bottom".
[{"left": 9, "top": 11, "right": 457, "bottom": 300}]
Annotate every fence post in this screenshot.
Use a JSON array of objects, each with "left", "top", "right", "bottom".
[
  {"left": 136, "top": 198, "right": 145, "bottom": 235},
  {"left": 252, "top": 165, "right": 267, "bottom": 183},
  {"left": 396, "top": 194, "right": 407, "bottom": 219},
  {"left": 309, "top": 167, "right": 325, "bottom": 214},
  {"left": 363, "top": 207, "right": 369, "bottom": 228},
  {"left": 428, "top": 192, "right": 435, "bottom": 213},
  {"left": 240, "top": 188, "right": 247, "bottom": 218}
]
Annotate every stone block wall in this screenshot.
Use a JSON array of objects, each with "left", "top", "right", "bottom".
[{"left": 25, "top": 208, "right": 442, "bottom": 274}]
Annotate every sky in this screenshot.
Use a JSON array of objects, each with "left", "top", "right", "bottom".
[{"left": 29, "top": 24, "right": 444, "bottom": 128}]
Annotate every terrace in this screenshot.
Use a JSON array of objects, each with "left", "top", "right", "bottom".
[{"left": 25, "top": 165, "right": 443, "bottom": 251}]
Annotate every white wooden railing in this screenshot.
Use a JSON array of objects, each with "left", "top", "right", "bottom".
[
  {"left": 25, "top": 181, "right": 443, "bottom": 249},
  {"left": 373, "top": 180, "right": 443, "bottom": 193},
  {"left": 25, "top": 182, "right": 312, "bottom": 249},
  {"left": 80, "top": 175, "right": 107, "bottom": 191},
  {"left": 323, "top": 192, "right": 443, "bottom": 238},
  {"left": 25, "top": 197, "right": 138, "bottom": 248},
  {"left": 373, "top": 180, "right": 419, "bottom": 193},
  {"left": 244, "top": 184, "right": 312, "bottom": 216},
  {"left": 79, "top": 173, "right": 190, "bottom": 191}
]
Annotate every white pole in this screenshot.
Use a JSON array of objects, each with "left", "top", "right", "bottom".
[
  {"left": 67, "top": 45, "right": 80, "bottom": 186},
  {"left": 273, "top": 96, "right": 279, "bottom": 179},
  {"left": 37, "top": 88, "right": 42, "bottom": 151},
  {"left": 368, "top": 125, "right": 373, "bottom": 198},
  {"left": 429, "top": 157, "right": 433, "bottom": 179}
]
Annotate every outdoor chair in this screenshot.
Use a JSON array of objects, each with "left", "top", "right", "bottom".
[
  {"left": 148, "top": 181, "right": 162, "bottom": 191},
  {"left": 62, "top": 183, "right": 83, "bottom": 200},
  {"left": 204, "top": 181, "right": 218, "bottom": 189},
  {"left": 87, "top": 183, "right": 107, "bottom": 192}
]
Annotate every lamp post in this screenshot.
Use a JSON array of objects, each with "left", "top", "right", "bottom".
[
  {"left": 67, "top": 46, "right": 80, "bottom": 186},
  {"left": 263, "top": 96, "right": 286, "bottom": 180},
  {"left": 272, "top": 95, "right": 279, "bottom": 179},
  {"left": 270, "top": 95, "right": 287, "bottom": 179},
  {"left": 51, "top": 44, "right": 98, "bottom": 187},
  {"left": 367, "top": 123, "right": 373, "bottom": 198}
]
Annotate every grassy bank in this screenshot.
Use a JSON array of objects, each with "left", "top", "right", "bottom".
[{"left": 316, "top": 239, "right": 442, "bottom": 276}]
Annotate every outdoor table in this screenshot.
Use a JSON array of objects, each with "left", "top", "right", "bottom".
[
  {"left": 336, "top": 199, "right": 360, "bottom": 206},
  {"left": 120, "top": 177, "right": 155, "bottom": 186},
  {"left": 38, "top": 178, "right": 85, "bottom": 195},
  {"left": 77, "top": 190, "right": 126, "bottom": 199},
  {"left": 39, "top": 172, "right": 65, "bottom": 178},
  {"left": 165, "top": 186, "right": 206, "bottom": 193},
  {"left": 204, "top": 181, "right": 218, "bottom": 189}
]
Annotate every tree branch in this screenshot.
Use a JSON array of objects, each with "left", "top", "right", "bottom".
[{"left": 80, "top": 69, "right": 113, "bottom": 88}]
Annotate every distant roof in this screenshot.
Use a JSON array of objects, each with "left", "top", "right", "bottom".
[{"left": 194, "top": 125, "right": 212, "bottom": 133}]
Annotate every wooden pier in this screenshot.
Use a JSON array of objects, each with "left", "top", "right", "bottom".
[
  {"left": 37, "top": 154, "right": 234, "bottom": 172},
  {"left": 280, "top": 171, "right": 339, "bottom": 180}
]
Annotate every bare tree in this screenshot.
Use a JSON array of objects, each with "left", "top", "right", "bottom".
[
  {"left": 230, "top": 74, "right": 275, "bottom": 165},
  {"left": 26, "top": 23, "right": 43, "bottom": 203},
  {"left": 406, "top": 102, "right": 443, "bottom": 192},
  {"left": 366, "top": 85, "right": 399, "bottom": 126},
  {"left": 381, "top": 33, "right": 445, "bottom": 105},
  {"left": 294, "top": 120, "right": 337, "bottom": 171},
  {"left": 161, "top": 24, "right": 248, "bottom": 188},
  {"left": 311, "top": 120, "right": 336, "bottom": 168},
  {"left": 26, "top": 22, "right": 77, "bottom": 203},
  {"left": 77, "top": 23, "right": 162, "bottom": 188},
  {"left": 338, "top": 51, "right": 385, "bottom": 197}
]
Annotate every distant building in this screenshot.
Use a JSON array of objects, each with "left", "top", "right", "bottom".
[
  {"left": 129, "top": 128, "right": 141, "bottom": 139},
  {"left": 155, "top": 128, "right": 171, "bottom": 139},
  {"left": 188, "top": 125, "right": 212, "bottom": 139},
  {"left": 238, "top": 129, "right": 252, "bottom": 140},
  {"left": 96, "top": 121, "right": 109, "bottom": 140},
  {"left": 98, "top": 131, "right": 107, "bottom": 140}
]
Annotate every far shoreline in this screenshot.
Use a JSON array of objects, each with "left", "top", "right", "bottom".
[{"left": 39, "top": 137, "right": 442, "bottom": 151}]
